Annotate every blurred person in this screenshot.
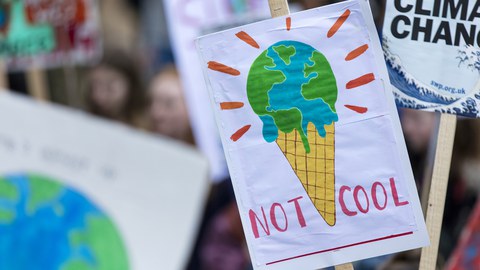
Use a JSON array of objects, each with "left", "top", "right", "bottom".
[
  {"left": 85, "top": 51, "right": 147, "bottom": 128},
  {"left": 147, "top": 65, "right": 194, "bottom": 144},
  {"left": 440, "top": 119, "right": 480, "bottom": 262},
  {"left": 369, "top": 0, "right": 385, "bottom": 31},
  {"left": 401, "top": 108, "right": 437, "bottom": 187},
  {"left": 199, "top": 199, "right": 249, "bottom": 270}
]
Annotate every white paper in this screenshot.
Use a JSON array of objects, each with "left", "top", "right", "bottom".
[
  {"left": 196, "top": 1, "right": 429, "bottom": 269},
  {"left": 162, "top": 0, "right": 271, "bottom": 182}
]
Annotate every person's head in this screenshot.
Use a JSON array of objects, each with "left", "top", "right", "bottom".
[
  {"left": 148, "top": 66, "right": 193, "bottom": 143},
  {"left": 400, "top": 108, "right": 436, "bottom": 154},
  {"left": 86, "top": 51, "right": 145, "bottom": 125}
]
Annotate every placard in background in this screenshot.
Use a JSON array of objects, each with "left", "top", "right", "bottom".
[
  {"left": 0, "top": 0, "right": 102, "bottom": 70},
  {"left": 162, "top": 0, "right": 271, "bottom": 182},
  {"left": 383, "top": 0, "right": 480, "bottom": 117},
  {"left": 0, "top": 91, "right": 208, "bottom": 269}
]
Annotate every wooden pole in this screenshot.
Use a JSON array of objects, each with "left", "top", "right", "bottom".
[
  {"left": 268, "top": 0, "right": 290, "bottom": 17},
  {"left": 267, "top": 0, "right": 353, "bottom": 269},
  {"left": 0, "top": 60, "right": 8, "bottom": 89},
  {"left": 335, "top": 263, "right": 354, "bottom": 270},
  {"left": 419, "top": 113, "right": 457, "bottom": 269},
  {"left": 26, "top": 67, "right": 49, "bottom": 101}
]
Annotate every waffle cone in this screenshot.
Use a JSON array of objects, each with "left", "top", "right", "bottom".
[{"left": 276, "top": 122, "right": 336, "bottom": 226}]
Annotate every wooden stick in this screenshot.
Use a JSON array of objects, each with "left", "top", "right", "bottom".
[
  {"left": 419, "top": 113, "right": 457, "bottom": 269},
  {"left": 268, "top": 0, "right": 290, "bottom": 17},
  {"left": 26, "top": 67, "right": 49, "bottom": 101},
  {"left": 0, "top": 60, "right": 8, "bottom": 89},
  {"left": 335, "top": 263, "right": 354, "bottom": 270},
  {"left": 267, "top": 0, "right": 353, "bottom": 269}
]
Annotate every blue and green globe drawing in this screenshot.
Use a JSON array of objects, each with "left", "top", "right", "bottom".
[
  {"left": 246, "top": 40, "right": 338, "bottom": 153},
  {"left": 0, "top": 173, "right": 129, "bottom": 269}
]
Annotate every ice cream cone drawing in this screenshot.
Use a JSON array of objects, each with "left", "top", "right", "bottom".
[
  {"left": 246, "top": 40, "right": 339, "bottom": 226},
  {"left": 276, "top": 123, "right": 336, "bottom": 226},
  {"left": 204, "top": 10, "right": 375, "bottom": 227}
]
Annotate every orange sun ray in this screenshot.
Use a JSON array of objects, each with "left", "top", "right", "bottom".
[
  {"left": 221, "top": 102, "right": 244, "bottom": 110},
  {"left": 345, "top": 105, "right": 368, "bottom": 114},
  {"left": 345, "top": 44, "right": 369, "bottom": 61},
  {"left": 236, "top": 31, "right": 260, "bottom": 49},
  {"left": 231, "top": 125, "right": 251, "bottom": 142},
  {"left": 286, "top": 17, "right": 291, "bottom": 31},
  {"left": 208, "top": 61, "right": 241, "bottom": 76},
  {"left": 346, "top": 73, "right": 375, "bottom": 89},
  {"left": 327, "top": 9, "right": 351, "bottom": 38}
]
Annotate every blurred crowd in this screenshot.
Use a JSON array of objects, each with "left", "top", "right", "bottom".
[{"left": 6, "top": 0, "right": 480, "bottom": 269}]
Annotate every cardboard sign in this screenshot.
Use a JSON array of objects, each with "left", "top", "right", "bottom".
[
  {"left": 0, "top": 0, "right": 101, "bottom": 70},
  {"left": 383, "top": 0, "right": 480, "bottom": 117},
  {"left": 0, "top": 92, "right": 208, "bottom": 269},
  {"left": 162, "top": 0, "right": 270, "bottom": 182},
  {"left": 196, "top": 1, "right": 429, "bottom": 269}
]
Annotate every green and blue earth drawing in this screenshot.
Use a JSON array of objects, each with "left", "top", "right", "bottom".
[
  {"left": 246, "top": 40, "right": 338, "bottom": 153},
  {"left": 0, "top": 173, "right": 129, "bottom": 270}
]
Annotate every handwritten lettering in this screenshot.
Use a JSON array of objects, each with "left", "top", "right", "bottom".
[
  {"left": 339, "top": 177, "right": 409, "bottom": 216},
  {"left": 249, "top": 196, "right": 307, "bottom": 239}
]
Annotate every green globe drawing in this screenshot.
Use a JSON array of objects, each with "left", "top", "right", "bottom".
[
  {"left": 0, "top": 173, "right": 129, "bottom": 270},
  {"left": 246, "top": 40, "right": 338, "bottom": 152}
]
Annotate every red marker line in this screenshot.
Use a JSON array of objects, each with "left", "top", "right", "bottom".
[
  {"left": 231, "top": 125, "right": 251, "bottom": 142},
  {"left": 220, "top": 102, "right": 244, "bottom": 110},
  {"left": 286, "top": 17, "right": 291, "bottom": 31},
  {"left": 235, "top": 31, "right": 260, "bottom": 49},
  {"left": 345, "top": 105, "right": 368, "bottom": 114},
  {"left": 346, "top": 73, "right": 375, "bottom": 89},
  {"left": 345, "top": 44, "right": 369, "bottom": 61},
  {"left": 207, "top": 61, "right": 241, "bottom": 76},
  {"left": 327, "top": 9, "right": 351, "bottom": 38},
  {"left": 266, "top": 232, "right": 413, "bottom": 265}
]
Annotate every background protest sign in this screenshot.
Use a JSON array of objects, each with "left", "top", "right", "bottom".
[
  {"left": 197, "top": 1, "right": 429, "bottom": 269},
  {"left": 446, "top": 200, "right": 480, "bottom": 270},
  {"left": 0, "top": 92, "right": 209, "bottom": 269},
  {"left": 0, "top": 0, "right": 101, "bottom": 70},
  {"left": 383, "top": 0, "right": 480, "bottom": 117},
  {"left": 163, "top": 0, "right": 270, "bottom": 182}
]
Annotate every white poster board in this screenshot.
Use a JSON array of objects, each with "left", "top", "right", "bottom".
[
  {"left": 0, "top": 92, "right": 208, "bottom": 269},
  {"left": 383, "top": 0, "right": 480, "bottom": 117},
  {"left": 162, "top": 0, "right": 271, "bottom": 182},
  {"left": 196, "top": 1, "right": 429, "bottom": 269}
]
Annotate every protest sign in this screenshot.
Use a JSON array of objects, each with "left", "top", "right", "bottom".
[
  {"left": 0, "top": 0, "right": 101, "bottom": 70},
  {"left": 163, "top": 0, "right": 270, "bottom": 182},
  {"left": 382, "top": 1, "right": 479, "bottom": 267},
  {"left": 0, "top": 92, "right": 208, "bottom": 269},
  {"left": 196, "top": 1, "right": 429, "bottom": 269},
  {"left": 383, "top": 0, "right": 480, "bottom": 117}
]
